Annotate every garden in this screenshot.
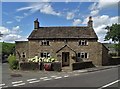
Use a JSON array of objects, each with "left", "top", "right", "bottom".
[{"left": 7, "top": 55, "right": 62, "bottom": 72}]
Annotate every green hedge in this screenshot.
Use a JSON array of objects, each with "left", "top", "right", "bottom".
[{"left": 8, "top": 54, "right": 19, "bottom": 70}]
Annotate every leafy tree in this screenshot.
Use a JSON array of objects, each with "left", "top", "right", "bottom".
[
  {"left": 1, "top": 42, "right": 15, "bottom": 60},
  {"left": 104, "top": 23, "right": 120, "bottom": 56},
  {"left": 2, "top": 42, "right": 15, "bottom": 55}
]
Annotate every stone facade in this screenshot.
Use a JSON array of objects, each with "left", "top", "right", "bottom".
[{"left": 15, "top": 17, "right": 109, "bottom": 67}]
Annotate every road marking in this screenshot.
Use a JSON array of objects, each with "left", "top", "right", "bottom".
[
  {"left": 77, "top": 70, "right": 87, "bottom": 73},
  {"left": 64, "top": 75, "right": 69, "bottom": 78},
  {"left": 12, "top": 81, "right": 23, "bottom": 84},
  {"left": 54, "top": 77, "right": 62, "bottom": 79},
  {"left": 51, "top": 75, "right": 57, "bottom": 78},
  {"left": 29, "top": 80, "right": 40, "bottom": 84},
  {"left": 40, "top": 77, "right": 48, "bottom": 79},
  {"left": 27, "top": 78, "right": 37, "bottom": 81},
  {"left": 0, "top": 84, "right": 5, "bottom": 86},
  {"left": 98, "top": 79, "right": 120, "bottom": 89},
  {"left": 13, "top": 83, "right": 25, "bottom": 87},
  {"left": 43, "top": 78, "right": 52, "bottom": 81},
  {"left": 1, "top": 86, "right": 8, "bottom": 88},
  {"left": 74, "top": 74, "right": 80, "bottom": 76}
]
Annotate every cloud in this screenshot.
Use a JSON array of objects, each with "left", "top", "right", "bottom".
[
  {"left": 98, "top": 0, "right": 119, "bottom": 9},
  {"left": 6, "top": 21, "right": 13, "bottom": 24},
  {"left": 0, "top": 26, "right": 10, "bottom": 35},
  {"left": 0, "top": 26, "right": 27, "bottom": 43},
  {"left": 15, "top": 16, "right": 24, "bottom": 22},
  {"left": 88, "top": 0, "right": 118, "bottom": 18},
  {"left": 40, "top": 4, "right": 60, "bottom": 16},
  {"left": 66, "top": 12, "right": 75, "bottom": 20},
  {"left": 90, "top": 10, "right": 99, "bottom": 16},
  {"left": 82, "top": 15, "right": 118, "bottom": 42},
  {"left": 17, "top": 6, "right": 33, "bottom": 12},
  {"left": 73, "top": 19, "right": 82, "bottom": 26},
  {"left": 17, "top": 3, "right": 60, "bottom": 16},
  {"left": 89, "top": 2, "right": 98, "bottom": 11},
  {"left": 11, "top": 26, "right": 22, "bottom": 34}
]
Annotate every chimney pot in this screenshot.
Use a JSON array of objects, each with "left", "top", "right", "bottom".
[
  {"left": 34, "top": 18, "right": 39, "bottom": 30},
  {"left": 88, "top": 16, "right": 93, "bottom": 27}
]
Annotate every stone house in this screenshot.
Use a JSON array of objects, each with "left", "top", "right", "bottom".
[{"left": 15, "top": 16, "right": 109, "bottom": 68}]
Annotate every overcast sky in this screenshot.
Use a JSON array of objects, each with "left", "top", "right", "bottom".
[{"left": 0, "top": 0, "right": 119, "bottom": 43}]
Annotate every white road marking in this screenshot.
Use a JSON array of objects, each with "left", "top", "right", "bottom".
[
  {"left": 27, "top": 78, "right": 37, "bottom": 81},
  {"left": 12, "top": 81, "right": 23, "bottom": 84},
  {"left": 13, "top": 83, "right": 25, "bottom": 87},
  {"left": 98, "top": 79, "right": 120, "bottom": 89},
  {"left": 51, "top": 75, "right": 57, "bottom": 78},
  {"left": 1, "top": 86, "right": 8, "bottom": 88},
  {"left": 64, "top": 75, "right": 69, "bottom": 78},
  {"left": 54, "top": 77, "right": 62, "bottom": 79},
  {"left": 77, "top": 70, "right": 87, "bottom": 73},
  {"left": 40, "top": 77, "right": 48, "bottom": 79},
  {"left": 43, "top": 78, "right": 52, "bottom": 81},
  {"left": 74, "top": 74, "right": 80, "bottom": 76},
  {"left": 29, "top": 80, "right": 40, "bottom": 84},
  {"left": 0, "top": 84, "right": 5, "bottom": 86}
]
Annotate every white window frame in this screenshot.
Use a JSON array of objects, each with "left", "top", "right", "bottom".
[
  {"left": 41, "top": 40, "right": 50, "bottom": 46},
  {"left": 40, "top": 52, "right": 50, "bottom": 58},
  {"left": 77, "top": 52, "right": 89, "bottom": 59},
  {"left": 79, "top": 40, "right": 88, "bottom": 46}
]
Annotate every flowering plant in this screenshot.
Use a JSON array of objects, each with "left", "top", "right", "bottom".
[{"left": 28, "top": 56, "right": 57, "bottom": 63}]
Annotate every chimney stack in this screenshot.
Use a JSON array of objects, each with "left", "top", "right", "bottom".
[
  {"left": 34, "top": 18, "right": 39, "bottom": 30},
  {"left": 88, "top": 16, "right": 93, "bottom": 27}
]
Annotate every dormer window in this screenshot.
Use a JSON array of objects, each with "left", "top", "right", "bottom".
[
  {"left": 41, "top": 40, "right": 50, "bottom": 46},
  {"left": 79, "top": 40, "right": 88, "bottom": 46}
]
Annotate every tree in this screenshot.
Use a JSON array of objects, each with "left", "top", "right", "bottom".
[
  {"left": 2, "top": 42, "right": 15, "bottom": 61},
  {"left": 104, "top": 23, "right": 120, "bottom": 56}
]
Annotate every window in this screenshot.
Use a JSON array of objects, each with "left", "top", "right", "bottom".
[
  {"left": 22, "top": 52, "right": 26, "bottom": 58},
  {"left": 79, "top": 40, "right": 88, "bottom": 46},
  {"left": 41, "top": 40, "right": 50, "bottom": 46},
  {"left": 77, "top": 52, "right": 89, "bottom": 58},
  {"left": 40, "top": 52, "right": 50, "bottom": 58}
]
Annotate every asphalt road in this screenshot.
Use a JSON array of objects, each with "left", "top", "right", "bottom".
[
  {"left": 1, "top": 63, "right": 120, "bottom": 88},
  {"left": 20, "top": 66, "right": 119, "bottom": 88}
]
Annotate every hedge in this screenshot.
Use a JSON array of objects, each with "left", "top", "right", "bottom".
[{"left": 8, "top": 54, "right": 19, "bottom": 70}]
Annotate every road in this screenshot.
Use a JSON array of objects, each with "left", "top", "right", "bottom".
[
  {"left": 1, "top": 63, "right": 120, "bottom": 88},
  {"left": 20, "top": 66, "right": 119, "bottom": 88}
]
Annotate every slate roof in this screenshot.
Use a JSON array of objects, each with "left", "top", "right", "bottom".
[{"left": 28, "top": 26, "right": 98, "bottom": 40}]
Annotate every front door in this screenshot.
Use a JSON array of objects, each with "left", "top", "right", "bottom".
[{"left": 62, "top": 52, "right": 69, "bottom": 66}]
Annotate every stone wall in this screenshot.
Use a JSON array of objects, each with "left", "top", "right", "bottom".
[
  {"left": 16, "top": 39, "right": 109, "bottom": 66},
  {"left": 15, "top": 41, "right": 29, "bottom": 61},
  {"left": 102, "top": 44, "right": 109, "bottom": 66},
  {"left": 28, "top": 39, "right": 106, "bottom": 66}
]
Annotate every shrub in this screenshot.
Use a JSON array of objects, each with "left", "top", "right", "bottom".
[
  {"left": 8, "top": 54, "right": 19, "bottom": 70},
  {"left": 109, "top": 53, "right": 117, "bottom": 56}
]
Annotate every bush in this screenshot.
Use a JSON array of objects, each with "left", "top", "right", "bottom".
[
  {"left": 109, "top": 53, "right": 117, "bottom": 56},
  {"left": 8, "top": 54, "right": 19, "bottom": 70}
]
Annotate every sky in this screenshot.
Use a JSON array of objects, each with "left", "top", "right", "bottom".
[{"left": 0, "top": 0, "right": 119, "bottom": 43}]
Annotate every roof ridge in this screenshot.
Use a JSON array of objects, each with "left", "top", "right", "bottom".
[{"left": 39, "top": 26, "right": 89, "bottom": 28}]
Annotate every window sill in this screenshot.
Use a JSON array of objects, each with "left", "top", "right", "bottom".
[
  {"left": 40, "top": 45, "right": 50, "bottom": 46},
  {"left": 78, "top": 45, "right": 88, "bottom": 46}
]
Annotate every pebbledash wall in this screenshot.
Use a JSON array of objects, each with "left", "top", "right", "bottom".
[{"left": 15, "top": 17, "right": 109, "bottom": 67}]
